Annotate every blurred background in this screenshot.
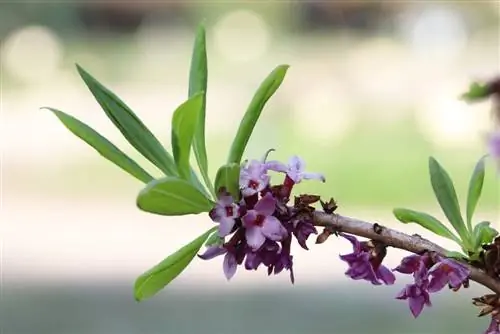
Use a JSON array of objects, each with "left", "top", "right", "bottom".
[{"left": 2, "top": 1, "right": 500, "bottom": 333}]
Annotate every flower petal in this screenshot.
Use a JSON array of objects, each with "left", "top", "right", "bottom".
[
  {"left": 218, "top": 217, "right": 236, "bottom": 237},
  {"left": 339, "top": 233, "right": 361, "bottom": 253},
  {"left": 409, "top": 295, "right": 426, "bottom": 318},
  {"left": 261, "top": 216, "right": 287, "bottom": 241},
  {"left": 245, "top": 226, "right": 266, "bottom": 250},
  {"left": 254, "top": 193, "right": 277, "bottom": 216},
  {"left": 223, "top": 252, "right": 237, "bottom": 280},
  {"left": 376, "top": 265, "right": 396, "bottom": 285},
  {"left": 265, "top": 160, "right": 288, "bottom": 173},
  {"left": 428, "top": 270, "right": 449, "bottom": 293},
  {"left": 301, "top": 172, "right": 326, "bottom": 182},
  {"left": 198, "top": 246, "right": 227, "bottom": 260},
  {"left": 242, "top": 210, "right": 257, "bottom": 227}
]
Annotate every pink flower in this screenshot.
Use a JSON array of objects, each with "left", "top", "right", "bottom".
[
  {"left": 241, "top": 193, "right": 288, "bottom": 250},
  {"left": 210, "top": 195, "right": 240, "bottom": 237},
  {"left": 239, "top": 159, "right": 270, "bottom": 197},
  {"left": 266, "top": 155, "right": 325, "bottom": 184}
]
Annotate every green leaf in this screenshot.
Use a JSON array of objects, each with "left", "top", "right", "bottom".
[
  {"left": 460, "top": 82, "right": 490, "bottom": 102},
  {"left": 466, "top": 155, "right": 486, "bottom": 232},
  {"left": 45, "top": 107, "right": 153, "bottom": 183},
  {"left": 473, "top": 221, "right": 499, "bottom": 250},
  {"left": 137, "top": 177, "right": 214, "bottom": 216},
  {"left": 227, "top": 65, "right": 289, "bottom": 164},
  {"left": 188, "top": 23, "right": 213, "bottom": 197},
  {"left": 393, "top": 208, "right": 460, "bottom": 243},
  {"left": 171, "top": 93, "right": 204, "bottom": 180},
  {"left": 214, "top": 163, "right": 241, "bottom": 199},
  {"left": 445, "top": 250, "right": 467, "bottom": 260},
  {"left": 76, "top": 64, "right": 177, "bottom": 176},
  {"left": 205, "top": 230, "right": 224, "bottom": 247},
  {"left": 428, "top": 157, "right": 470, "bottom": 245},
  {"left": 134, "top": 227, "right": 216, "bottom": 301}
]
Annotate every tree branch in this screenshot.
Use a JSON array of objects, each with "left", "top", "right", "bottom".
[{"left": 313, "top": 211, "right": 500, "bottom": 294}]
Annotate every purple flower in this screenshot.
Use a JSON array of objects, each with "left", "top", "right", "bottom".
[
  {"left": 485, "top": 317, "right": 500, "bottom": 334},
  {"left": 393, "top": 254, "right": 431, "bottom": 284},
  {"left": 339, "top": 233, "right": 395, "bottom": 285},
  {"left": 210, "top": 195, "right": 240, "bottom": 237},
  {"left": 267, "top": 155, "right": 325, "bottom": 184},
  {"left": 198, "top": 245, "right": 238, "bottom": 280},
  {"left": 488, "top": 131, "right": 500, "bottom": 168},
  {"left": 292, "top": 220, "right": 317, "bottom": 250},
  {"left": 240, "top": 159, "right": 270, "bottom": 197},
  {"left": 427, "top": 257, "right": 470, "bottom": 292},
  {"left": 396, "top": 281, "right": 432, "bottom": 318},
  {"left": 242, "top": 193, "right": 288, "bottom": 250},
  {"left": 244, "top": 240, "right": 280, "bottom": 270}
]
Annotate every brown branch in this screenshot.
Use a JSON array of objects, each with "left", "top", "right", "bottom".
[{"left": 313, "top": 211, "right": 500, "bottom": 294}]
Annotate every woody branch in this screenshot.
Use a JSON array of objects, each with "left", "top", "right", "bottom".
[{"left": 313, "top": 211, "right": 500, "bottom": 295}]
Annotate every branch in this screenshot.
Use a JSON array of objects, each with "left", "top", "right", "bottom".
[{"left": 313, "top": 211, "right": 500, "bottom": 295}]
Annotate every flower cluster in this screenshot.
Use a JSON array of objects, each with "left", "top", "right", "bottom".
[
  {"left": 338, "top": 233, "right": 396, "bottom": 285},
  {"left": 199, "top": 151, "right": 325, "bottom": 282},
  {"left": 393, "top": 252, "right": 470, "bottom": 318},
  {"left": 489, "top": 131, "right": 500, "bottom": 170}
]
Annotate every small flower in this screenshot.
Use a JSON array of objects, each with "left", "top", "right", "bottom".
[
  {"left": 427, "top": 257, "right": 470, "bottom": 292},
  {"left": 210, "top": 194, "right": 240, "bottom": 237},
  {"left": 242, "top": 193, "right": 288, "bottom": 250},
  {"left": 485, "top": 317, "right": 500, "bottom": 334},
  {"left": 244, "top": 240, "right": 280, "bottom": 270},
  {"left": 198, "top": 245, "right": 238, "bottom": 280},
  {"left": 488, "top": 131, "right": 500, "bottom": 167},
  {"left": 267, "top": 155, "right": 325, "bottom": 184},
  {"left": 393, "top": 254, "right": 431, "bottom": 284},
  {"left": 339, "top": 233, "right": 395, "bottom": 285},
  {"left": 292, "top": 219, "right": 317, "bottom": 250},
  {"left": 239, "top": 159, "right": 270, "bottom": 197},
  {"left": 396, "top": 281, "right": 432, "bottom": 318}
]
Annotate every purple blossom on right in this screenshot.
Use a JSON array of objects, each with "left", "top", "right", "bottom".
[
  {"left": 488, "top": 131, "right": 500, "bottom": 170},
  {"left": 339, "top": 233, "right": 395, "bottom": 285}
]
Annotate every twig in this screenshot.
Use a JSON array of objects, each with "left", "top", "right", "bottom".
[{"left": 313, "top": 211, "right": 500, "bottom": 294}]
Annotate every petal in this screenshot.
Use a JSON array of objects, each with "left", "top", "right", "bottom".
[
  {"left": 198, "top": 246, "right": 227, "bottom": 260},
  {"left": 261, "top": 216, "right": 287, "bottom": 241},
  {"left": 339, "top": 233, "right": 361, "bottom": 253},
  {"left": 265, "top": 160, "right": 288, "bottom": 173},
  {"left": 218, "top": 217, "right": 236, "bottom": 237},
  {"left": 218, "top": 195, "right": 234, "bottom": 206},
  {"left": 254, "top": 193, "right": 277, "bottom": 216},
  {"left": 223, "top": 253, "right": 237, "bottom": 280},
  {"left": 242, "top": 210, "right": 257, "bottom": 227},
  {"left": 409, "top": 295, "right": 426, "bottom": 318},
  {"left": 395, "top": 286, "right": 408, "bottom": 300},
  {"left": 288, "top": 155, "right": 305, "bottom": 173},
  {"left": 301, "top": 172, "right": 326, "bottom": 183},
  {"left": 376, "top": 265, "right": 396, "bottom": 285},
  {"left": 428, "top": 271, "right": 449, "bottom": 293},
  {"left": 245, "top": 226, "right": 266, "bottom": 250}
]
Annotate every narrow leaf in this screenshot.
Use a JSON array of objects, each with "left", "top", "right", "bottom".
[
  {"left": 137, "top": 177, "right": 214, "bottom": 216},
  {"left": 134, "top": 227, "right": 216, "bottom": 301},
  {"left": 473, "top": 221, "right": 499, "bottom": 250},
  {"left": 393, "top": 208, "right": 460, "bottom": 243},
  {"left": 428, "top": 157, "right": 470, "bottom": 244},
  {"left": 171, "top": 93, "right": 204, "bottom": 180},
  {"left": 188, "top": 23, "right": 213, "bottom": 195},
  {"left": 76, "top": 64, "right": 177, "bottom": 176},
  {"left": 45, "top": 107, "right": 153, "bottom": 183},
  {"left": 227, "top": 65, "right": 289, "bottom": 164},
  {"left": 214, "top": 163, "right": 241, "bottom": 199},
  {"left": 205, "top": 230, "right": 224, "bottom": 247},
  {"left": 445, "top": 250, "right": 467, "bottom": 260},
  {"left": 460, "top": 82, "right": 491, "bottom": 102},
  {"left": 466, "top": 155, "right": 486, "bottom": 231}
]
